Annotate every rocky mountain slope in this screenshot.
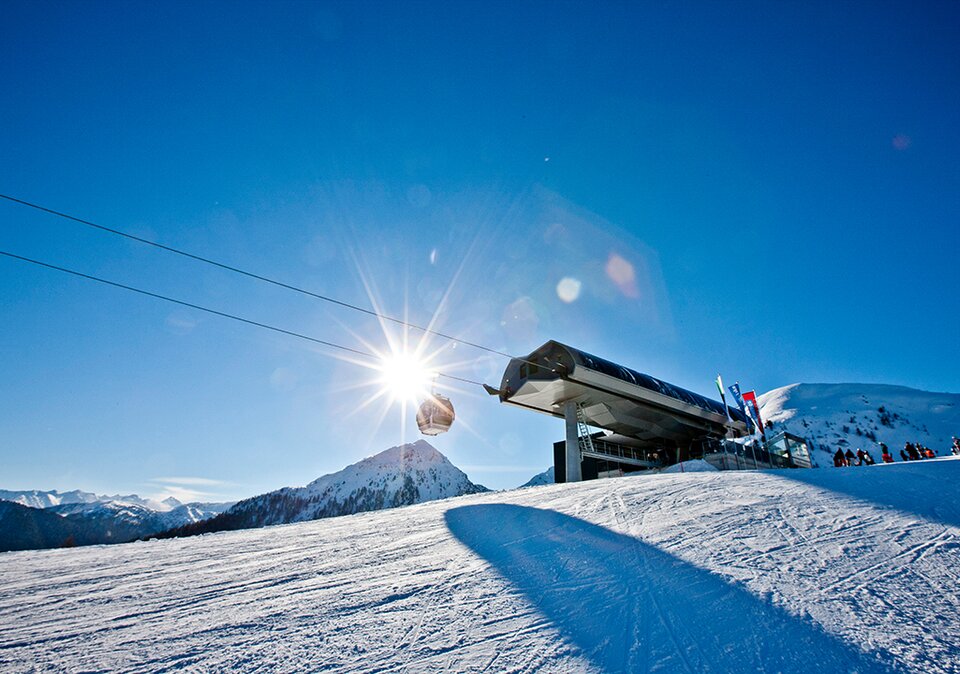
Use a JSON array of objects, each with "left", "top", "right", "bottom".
[{"left": 0, "top": 501, "right": 87, "bottom": 551}]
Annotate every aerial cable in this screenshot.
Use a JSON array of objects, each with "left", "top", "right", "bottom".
[
  {"left": 0, "top": 249, "right": 484, "bottom": 388},
  {"left": 0, "top": 193, "right": 533, "bottom": 368}
]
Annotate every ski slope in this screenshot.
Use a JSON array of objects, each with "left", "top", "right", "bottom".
[{"left": 2, "top": 459, "right": 960, "bottom": 673}]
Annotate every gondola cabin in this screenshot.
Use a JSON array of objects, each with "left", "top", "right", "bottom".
[{"left": 417, "top": 394, "right": 455, "bottom": 436}]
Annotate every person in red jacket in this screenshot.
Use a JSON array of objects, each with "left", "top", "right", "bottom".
[
  {"left": 881, "top": 447, "right": 894, "bottom": 463},
  {"left": 925, "top": 447, "right": 936, "bottom": 459}
]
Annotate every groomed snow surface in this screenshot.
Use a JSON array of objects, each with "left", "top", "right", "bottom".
[{"left": 3, "top": 459, "right": 960, "bottom": 673}]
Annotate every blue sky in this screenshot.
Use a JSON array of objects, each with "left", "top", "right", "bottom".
[{"left": 1, "top": 0, "right": 958, "bottom": 498}]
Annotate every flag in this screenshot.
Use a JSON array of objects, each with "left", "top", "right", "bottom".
[
  {"left": 728, "top": 382, "right": 754, "bottom": 432},
  {"left": 742, "top": 390, "right": 765, "bottom": 439},
  {"left": 715, "top": 374, "right": 731, "bottom": 422}
]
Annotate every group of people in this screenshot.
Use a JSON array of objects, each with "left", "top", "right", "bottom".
[
  {"left": 833, "top": 447, "right": 876, "bottom": 467},
  {"left": 896, "top": 441, "right": 937, "bottom": 462},
  {"left": 833, "top": 439, "right": 957, "bottom": 467}
]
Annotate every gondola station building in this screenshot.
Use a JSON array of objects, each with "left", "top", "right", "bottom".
[{"left": 490, "top": 341, "right": 813, "bottom": 482}]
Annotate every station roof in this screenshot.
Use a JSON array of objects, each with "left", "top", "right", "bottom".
[{"left": 498, "top": 341, "right": 748, "bottom": 445}]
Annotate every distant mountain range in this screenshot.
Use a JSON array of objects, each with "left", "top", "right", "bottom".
[
  {"left": 0, "top": 488, "right": 182, "bottom": 512},
  {"left": 0, "top": 490, "right": 232, "bottom": 553},
  {"left": 2, "top": 441, "right": 486, "bottom": 552},
  {"left": 159, "top": 440, "right": 488, "bottom": 538}
]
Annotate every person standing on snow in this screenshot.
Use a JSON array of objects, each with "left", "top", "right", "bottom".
[
  {"left": 845, "top": 448, "right": 858, "bottom": 466},
  {"left": 834, "top": 448, "right": 846, "bottom": 467},
  {"left": 881, "top": 447, "right": 894, "bottom": 463},
  {"left": 906, "top": 442, "right": 921, "bottom": 461},
  {"left": 900, "top": 448, "right": 910, "bottom": 462}
]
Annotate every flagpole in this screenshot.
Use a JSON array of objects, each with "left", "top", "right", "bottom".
[{"left": 716, "top": 374, "right": 733, "bottom": 438}]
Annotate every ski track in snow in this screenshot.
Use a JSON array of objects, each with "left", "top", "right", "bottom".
[{"left": 3, "top": 460, "right": 960, "bottom": 673}]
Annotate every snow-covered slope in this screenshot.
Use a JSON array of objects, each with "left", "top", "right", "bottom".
[
  {"left": 3, "top": 459, "right": 959, "bottom": 672},
  {"left": 661, "top": 458, "right": 719, "bottom": 473},
  {"left": 760, "top": 383, "right": 960, "bottom": 466},
  {"left": 168, "top": 440, "right": 488, "bottom": 535}
]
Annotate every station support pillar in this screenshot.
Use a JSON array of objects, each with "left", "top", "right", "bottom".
[{"left": 564, "top": 401, "right": 583, "bottom": 482}]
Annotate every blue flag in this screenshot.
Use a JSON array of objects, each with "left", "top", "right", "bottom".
[{"left": 728, "top": 382, "right": 755, "bottom": 432}]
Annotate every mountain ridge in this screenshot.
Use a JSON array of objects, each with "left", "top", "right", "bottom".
[
  {"left": 759, "top": 381, "right": 960, "bottom": 465},
  {"left": 0, "top": 491, "right": 232, "bottom": 553},
  {"left": 157, "top": 440, "right": 488, "bottom": 538}
]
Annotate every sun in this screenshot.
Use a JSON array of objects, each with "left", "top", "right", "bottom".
[{"left": 377, "top": 351, "right": 435, "bottom": 403}]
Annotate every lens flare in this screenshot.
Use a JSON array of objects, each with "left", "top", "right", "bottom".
[
  {"left": 556, "top": 277, "right": 581, "bottom": 303},
  {"left": 606, "top": 252, "right": 640, "bottom": 299},
  {"left": 377, "top": 352, "right": 435, "bottom": 403}
]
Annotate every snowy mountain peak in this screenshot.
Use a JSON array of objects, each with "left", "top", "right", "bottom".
[
  {"left": 100, "top": 494, "right": 174, "bottom": 512},
  {"left": 354, "top": 439, "right": 449, "bottom": 468},
  {"left": 306, "top": 440, "right": 452, "bottom": 490},
  {"left": 521, "top": 466, "right": 555, "bottom": 488},
  {"left": 0, "top": 488, "right": 101, "bottom": 509},
  {"left": 0, "top": 488, "right": 194, "bottom": 513},
  {"left": 174, "top": 441, "right": 489, "bottom": 534},
  {"left": 299, "top": 439, "right": 485, "bottom": 510}
]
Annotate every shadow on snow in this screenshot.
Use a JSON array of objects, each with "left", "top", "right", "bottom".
[{"left": 445, "top": 504, "right": 899, "bottom": 674}]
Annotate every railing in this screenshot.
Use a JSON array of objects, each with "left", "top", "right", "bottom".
[
  {"left": 582, "top": 438, "right": 662, "bottom": 469},
  {"left": 577, "top": 431, "right": 813, "bottom": 475}
]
